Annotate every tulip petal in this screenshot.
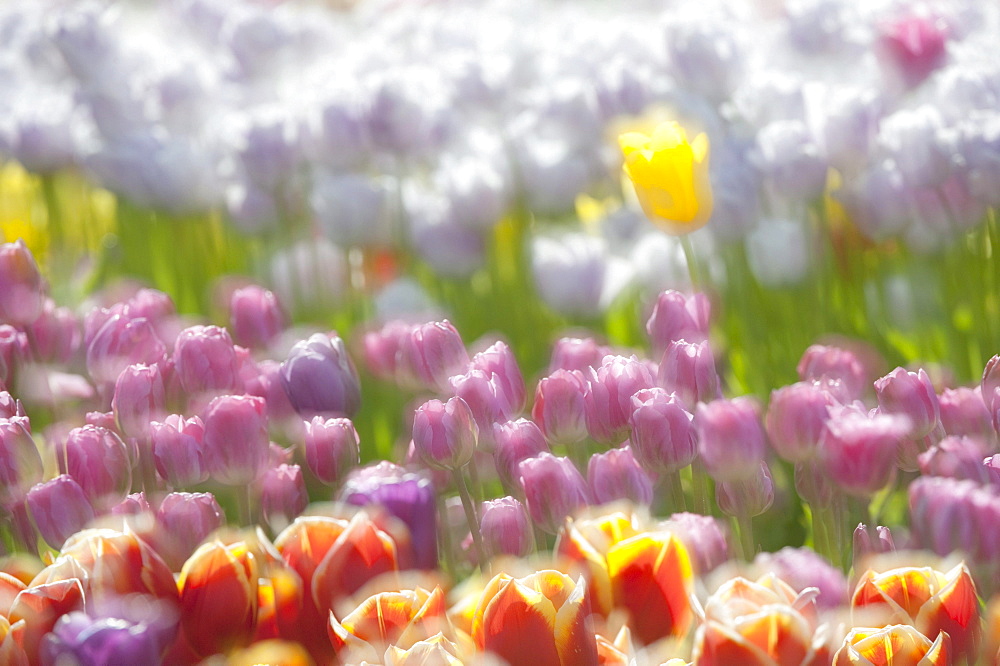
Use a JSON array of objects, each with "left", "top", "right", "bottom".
[{"left": 479, "top": 577, "right": 561, "bottom": 666}]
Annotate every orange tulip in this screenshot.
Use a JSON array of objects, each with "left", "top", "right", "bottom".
[
  {"left": 852, "top": 563, "right": 981, "bottom": 660},
  {"left": 0, "top": 615, "right": 27, "bottom": 666},
  {"left": 833, "top": 625, "right": 951, "bottom": 665},
  {"left": 471, "top": 569, "right": 598, "bottom": 666},
  {"left": 692, "top": 574, "right": 833, "bottom": 666},
  {"left": 0, "top": 572, "right": 26, "bottom": 617},
  {"left": 223, "top": 639, "right": 315, "bottom": 666},
  {"left": 177, "top": 540, "right": 259, "bottom": 658},
  {"left": 328, "top": 586, "right": 450, "bottom": 662},
  {"left": 384, "top": 632, "right": 464, "bottom": 665},
  {"left": 7, "top": 578, "right": 85, "bottom": 664}
]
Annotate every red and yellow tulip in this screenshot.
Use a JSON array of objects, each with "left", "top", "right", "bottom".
[{"left": 833, "top": 625, "right": 951, "bottom": 665}]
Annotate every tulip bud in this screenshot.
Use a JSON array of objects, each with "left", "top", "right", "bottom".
[
  {"left": 657, "top": 339, "right": 721, "bottom": 409},
  {"left": 835, "top": 625, "right": 951, "bottom": 665},
  {"left": 60, "top": 425, "right": 131, "bottom": 508},
  {"left": 918, "top": 435, "right": 993, "bottom": 482},
  {"left": 302, "top": 416, "right": 360, "bottom": 485},
  {"left": 549, "top": 336, "right": 610, "bottom": 373},
  {"left": 8, "top": 578, "right": 86, "bottom": 664},
  {"left": 280, "top": 333, "right": 361, "bottom": 418},
  {"left": 172, "top": 325, "right": 241, "bottom": 396},
  {"left": 628, "top": 387, "right": 697, "bottom": 474},
  {"left": 492, "top": 418, "right": 550, "bottom": 491},
  {"left": 532, "top": 369, "right": 589, "bottom": 445},
  {"left": 797, "top": 344, "right": 867, "bottom": 401},
  {"left": 853, "top": 523, "right": 896, "bottom": 570},
  {"left": 0, "top": 240, "right": 44, "bottom": 326},
  {"left": 793, "top": 460, "right": 837, "bottom": 507},
  {"left": 716, "top": 461, "right": 775, "bottom": 518},
  {"left": 26, "top": 475, "right": 95, "bottom": 548},
  {"left": 519, "top": 453, "right": 591, "bottom": 534},
  {"left": 178, "top": 540, "right": 259, "bottom": 657},
  {"left": 260, "top": 464, "right": 308, "bottom": 531},
  {"left": 695, "top": 397, "right": 766, "bottom": 482},
  {"left": 875, "top": 367, "right": 940, "bottom": 439},
  {"left": 877, "top": 13, "right": 948, "bottom": 90},
  {"left": 0, "top": 417, "right": 42, "bottom": 505},
  {"left": 412, "top": 397, "right": 478, "bottom": 471},
  {"left": 765, "top": 381, "right": 835, "bottom": 462},
  {"left": 396, "top": 320, "right": 468, "bottom": 393},
  {"left": 753, "top": 546, "right": 848, "bottom": 610},
  {"left": 663, "top": 512, "right": 729, "bottom": 575},
  {"left": 155, "top": 492, "right": 225, "bottom": 571},
  {"left": 820, "top": 411, "right": 907, "bottom": 497},
  {"left": 938, "top": 386, "right": 994, "bottom": 440},
  {"left": 469, "top": 340, "right": 526, "bottom": 415},
  {"left": 229, "top": 285, "right": 285, "bottom": 350},
  {"left": 585, "top": 355, "right": 656, "bottom": 446},
  {"left": 111, "top": 492, "right": 151, "bottom": 516},
  {"left": 0, "top": 392, "right": 25, "bottom": 420},
  {"left": 202, "top": 394, "right": 269, "bottom": 486},
  {"left": 587, "top": 446, "right": 654, "bottom": 506},
  {"left": 361, "top": 320, "right": 411, "bottom": 382},
  {"left": 645, "top": 290, "right": 710, "bottom": 355},
  {"left": 150, "top": 415, "right": 209, "bottom": 488},
  {"left": 983, "top": 355, "right": 1000, "bottom": 405},
  {"left": 27, "top": 299, "right": 79, "bottom": 364},
  {"left": 0, "top": 326, "right": 28, "bottom": 390},
  {"left": 448, "top": 369, "right": 513, "bottom": 436},
  {"left": 40, "top": 611, "right": 163, "bottom": 665},
  {"left": 244, "top": 359, "right": 297, "bottom": 424},
  {"left": 480, "top": 496, "right": 533, "bottom": 559},
  {"left": 111, "top": 363, "right": 166, "bottom": 438},
  {"left": 86, "top": 314, "right": 166, "bottom": 386}
]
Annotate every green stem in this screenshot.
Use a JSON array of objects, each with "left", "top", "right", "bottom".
[
  {"left": 733, "top": 514, "right": 756, "bottom": 561},
  {"left": 691, "top": 461, "right": 712, "bottom": 516},
  {"left": 453, "top": 468, "right": 487, "bottom": 573},
  {"left": 679, "top": 234, "right": 704, "bottom": 291},
  {"left": 666, "top": 470, "right": 686, "bottom": 514},
  {"left": 436, "top": 495, "right": 456, "bottom": 580}
]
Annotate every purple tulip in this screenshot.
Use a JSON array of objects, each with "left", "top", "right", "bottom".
[
  {"left": 0, "top": 416, "right": 42, "bottom": 505},
  {"left": 875, "top": 367, "right": 940, "bottom": 439},
  {"left": 86, "top": 314, "right": 166, "bottom": 387},
  {"left": 468, "top": 341, "right": 526, "bottom": 416},
  {"left": 518, "top": 453, "right": 591, "bottom": 534},
  {"left": 765, "top": 382, "right": 835, "bottom": 463},
  {"left": 753, "top": 547, "right": 848, "bottom": 610},
  {"left": 0, "top": 392, "right": 25, "bottom": 420},
  {"left": 302, "top": 416, "right": 360, "bottom": 485},
  {"left": 585, "top": 354, "right": 656, "bottom": 446},
  {"left": 60, "top": 425, "right": 131, "bottom": 508},
  {"left": 229, "top": 285, "right": 285, "bottom": 350},
  {"left": 150, "top": 415, "right": 209, "bottom": 488},
  {"left": 340, "top": 462, "right": 438, "bottom": 569},
  {"left": 918, "top": 435, "right": 994, "bottom": 482},
  {"left": 0, "top": 325, "right": 28, "bottom": 390},
  {"left": 27, "top": 299, "right": 80, "bottom": 364},
  {"left": 797, "top": 344, "right": 867, "bottom": 401},
  {"left": 877, "top": 12, "right": 948, "bottom": 90},
  {"left": 111, "top": 492, "right": 151, "bottom": 517},
  {"left": 696, "top": 397, "right": 767, "bottom": 482},
  {"left": 548, "top": 336, "right": 610, "bottom": 374},
  {"left": 480, "top": 496, "right": 533, "bottom": 559},
  {"left": 412, "top": 397, "right": 478, "bottom": 471},
  {"left": 244, "top": 359, "right": 297, "bottom": 424},
  {"left": 0, "top": 239, "right": 44, "bottom": 326},
  {"left": 27, "top": 475, "right": 95, "bottom": 548},
  {"left": 202, "top": 394, "right": 269, "bottom": 486},
  {"left": 587, "top": 445, "right": 653, "bottom": 506},
  {"left": 663, "top": 512, "right": 729, "bottom": 575},
  {"left": 172, "top": 325, "right": 241, "bottom": 396},
  {"left": 361, "top": 320, "right": 411, "bottom": 382},
  {"left": 531, "top": 369, "right": 589, "bottom": 446},
  {"left": 657, "top": 340, "right": 721, "bottom": 410},
  {"left": 155, "top": 491, "right": 224, "bottom": 571},
  {"left": 280, "top": 332, "right": 361, "bottom": 418},
  {"left": 645, "top": 290, "right": 710, "bottom": 356},
  {"left": 716, "top": 461, "right": 775, "bottom": 518},
  {"left": 396, "top": 320, "right": 468, "bottom": 393},
  {"left": 260, "top": 464, "right": 308, "bottom": 531},
  {"left": 853, "top": 523, "right": 896, "bottom": 570},
  {"left": 939, "top": 386, "right": 994, "bottom": 440},
  {"left": 628, "top": 387, "right": 697, "bottom": 474},
  {"left": 40, "top": 611, "right": 163, "bottom": 665},
  {"left": 111, "top": 363, "right": 166, "bottom": 438},
  {"left": 448, "top": 369, "right": 512, "bottom": 437},
  {"left": 910, "top": 476, "right": 1000, "bottom": 563},
  {"left": 492, "top": 419, "right": 550, "bottom": 492},
  {"left": 819, "top": 411, "right": 908, "bottom": 497}
]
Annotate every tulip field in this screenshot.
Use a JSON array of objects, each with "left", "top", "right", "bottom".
[{"left": 3, "top": 0, "right": 1000, "bottom": 663}]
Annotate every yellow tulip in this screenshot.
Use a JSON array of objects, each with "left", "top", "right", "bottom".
[{"left": 619, "top": 121, "right": 713, "bottom": 234}]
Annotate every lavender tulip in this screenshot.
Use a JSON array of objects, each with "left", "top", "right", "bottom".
[
  {"left": 585, "top": 354, "right": 656, "bottom": 446},
  {"left": 586, "top": 445, "right": 654, "bottom": 506},
  {"left": 280, "top": 333, "right": 361, "bottom": 418},
  {"left": 492, "top": 419, "right": 550, "bottom": 491},
  {"left": 0, "top": 240, "right": 44, "bottom": 326},
  {"left": 396, "top": 320, "right": 468, "bottom": 394},
  {"left": 302, "top": 416, "right": 360, "bottom": 485},
  {"left": 60, "top": 425, "right": 131, "bottom": 509},
  {"left": 260, "top": 464, "right": 308, "bottom": 531},
  {"left": 412, "top": 397, "right": 478, "bottom": 471},
  {"left": 628, "top": 387, "right": 697, "bottom": 474},
  {"left": 155, "top": 491, "right": 224, "bottom": 571},
  {"left": 480, "top": 496, "right": 533, "bottom": 559},
  {"left": 518, "top": 453, "right": 591, "bottom": 534},
  {"left": 645, "top": 290, "right": 710, "bottom": 356},
  {"left": 111, "top": 363, "right": 166, "bottom": 439},
  {"left": 229, "top": 285, "right": 285, "bottom": 350},
  {"left": 531, "top": 369, "right": 589, "bottom": 446},
  {"left": 150, "top": 415, "right": 209, "bottom": 488},
  {"left": 765, "top": 382, "right": 835, "bottom": 463},
  {"left": 663, "top": 512, "right": 730, "bottom": 575},
  {"left": 201, "top": 394, "right": 269, "bottom": 486},
  {"left": 696, "top": 397, "right": 766, "bottom": 482},
  {"left": 172, "top": 325, "right": 241, "bottom": 396},
  {"left": 875, "top": 367, "right": 940, "bottom": 439},
  {"left": 27, "top": 475, "right": 95, "bottom": 548},
  {"left": 657, "top": 340, "right": 721, "bottom": 410},
  {"left": 0, "top": 417, "right": 42, "bottom": 505}
]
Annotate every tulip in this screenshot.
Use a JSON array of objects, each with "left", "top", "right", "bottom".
[
  {"left": 833, "top": 625, "right": 951, "bottom": 665},
  {"left": 877, "top": 12, "right": 948, "bottom": 89},
  {"left": 280, "top": 332, "right": 361, "bottom": 418},
  {"left": 0, "top": 240, "right": 44, "bottom": 326},
  {"left": 658, "top": 339, "right": 721, "bottom": 410},
  {"left": 0, "top": 392, "right": 25, "bottom": 420},
  {"left": 797, "top": 344, "right": 867, "bottom": 401},
  {"left": 339, "top": 463, "right": 436, "bottom": 570},
  {"left": 696, "top": 397, "right": 767, "bottom": 482},
  {"left": 628, "top": 387, "right": 697, "bottom": 474},
  {"left": 261, "top": 464, "right": 308, "bottom": 531},
  {"left": 852, "top": 563, "right": 982, "bottom": 661},
  {"left": 59, "top": 425, "right": 132, "bottom": 509},
  {"left": 8, "top": 578, "right": 85, "bottom": 664},
  {"left": 532, "top": 369, "right": 589, "bottom": 446},
  {"left": 918, "top": 435, "right": 993, "bottom": 482},
  {"left": 909, "top": 476, "right": 1000, "bottom": 564},
  {"left": 39, "top": 611, "right": 163, "bottom": 665},
  {"left": 480, "top": 496, "right": 533, "bottom": 559},
  {"left": 0, "top": 615, "right": 27, "bottom": 666},
  {"left": 765, "top": 382, "right": 835, "bottom": 463},
  {"left": 0, "top": 417, "right": 42, "bottom": 506},
  {"left": 155, "top": 492, "right": 225, "bottom": 571},
  {"left": 27, "top": 299, "right": 79, "bottom": 364},
  {"left": 328, "top": 586, "right": 450, "bottom": 660},
  {"left": 172, "top": 325, "right": 242, "bottom": 396},
  {"left": 585, "top": 354, "right": 656, "bottom": 446},
  {"left": 853, "top": 524, "right": 896, "bottom": 571},
  {"left": 645, "top": 289, "right": 710, "bottom": 355},
  {"left": 178, "top": 540, "right": 259, "bottom": 657},
  {"left": 519, "top": 453, "right": 591, "bottom": 534},
  {"left": 412, "top": 397, "right": 478, "bottom": 471},
  {"left": 717, "top": 461, "right": 775, "bottom": 518},
  {"left": 470, "top": 340, "right": 526, "bottom": 416},
  {"left": 229, "top": 285, "right": 285, "bottom": 350},
  {"left": 26, "top": 475, "right": 95, "bottom": 549},
  {"left": 384, "top": 632, "right": 464, "bottom": 666},
  {"left": 396, "top": 320, "right": 469, "bottom": 394},
  {"left": 587, "top": 446, "right": 654, "bottom": 506},
  {"left": 202, "top": 394, "right": 269, "bottom": 486},
  {"left": 692, "top": 574, "right": 834, "bottom": 666},
  {"left": 471, "top": 570, "right": 598, "bottom": 666},
  {"left": 754, "top": 547, "right": 849, "bottom": 610},
  {"left": 875, "top": 367, "right": 941, "bottom": 439},
  {"left": 663, "top": 512, "right": 730, "bottom": 575},
  {"left": 85, "top": 314, "right": 166, "bottom": 387},
  {"left": 819, "top": 411, "right": 908, "bottom": 497},
  {"left": 361, "top": 320, "right": 412, "bottom": 382},
  {"left": 548, "top": 337, "right": 610, "bottom": 373},
  {"left": 493, "top": 419, "right": 550, "bottom": 491},
  {"left": 619, "top": 121, "right": 713, "bottom": 234},
  {"left": 0, "top": 326, "right": 26, "bottom": 391},
  {"left": 302, "top": 416, "right": 360, "bottom": 485},
  {"left": 150, "top": 415, "right": 209, "bottom": 488},
  {"left": 448, "top": 368, "right": 514, "bottom": 436},
  {"left": 111, "top": 362, "right": 166, "bottom": 438},
  {"left": 244, "top": 359, "right": 298, "bottom": 425}
]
